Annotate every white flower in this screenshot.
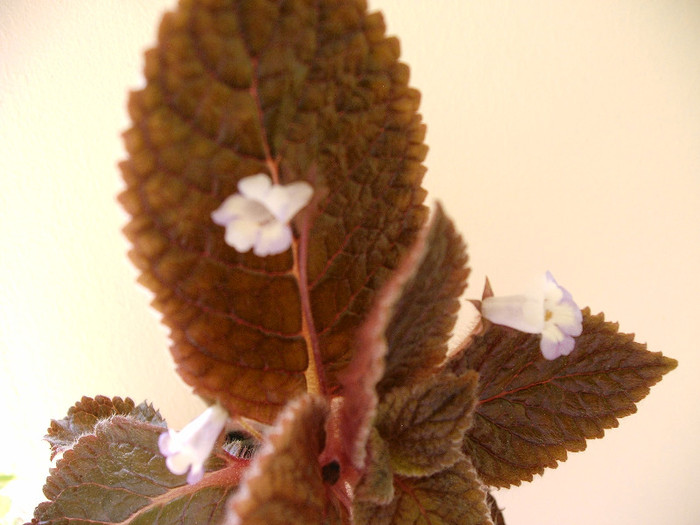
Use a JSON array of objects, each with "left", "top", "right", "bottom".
[
  {"left": 211, "top": 173, "right": 313, "bottom": 257},
  {"left": 158, "top": 404, "right": 229, "bottom": 484},
  {"left": 481, "top": 271, "right": 583, "bottom": 360}
]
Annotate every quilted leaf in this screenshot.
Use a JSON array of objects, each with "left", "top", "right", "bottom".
[
  {"left": 45, "top": 395, "right": 164, "bottom": 460},
  {"left": 378, "top": 203, "right": 469, "bottom": 395},
  {"left": 458, "top": 308, "right": 678, "bottom": 487},
  {"left": 31, "top": 414, "right": 246, "bottom": 525},
  {"left": 354, "top": 458, "right": 493, "bottom": 525},
  {"left": 375, "top": 372, "right": 478, "bottom": 477},
  {"left": 119, "top": 0, "right": 428, "bottom": 424}
]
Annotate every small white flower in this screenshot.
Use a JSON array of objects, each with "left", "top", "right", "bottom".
[
  {"left": 481, "top": 271, "right": 583, "bottom": 360},
  {"left": 211, "top": 173, "right": 313, "bottom": 257},
  {"left": 158, "top": 404, "right": 229, "bottom": 484}
]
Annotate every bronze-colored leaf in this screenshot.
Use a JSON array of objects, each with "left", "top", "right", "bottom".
[
  {"left": 354, "top": 458, "right": 493, "bottom": 525},
  {"left": 378, "top": 203, "right": 469, "bottom": 394},
  {"left": 45, "top": 395, "right": 164, "bottom": 460},
  {"left": 120, "top": 0, "right": 428, "bottom": 425},
  {"left": 32, "top": 415, "right": 244, "bottom": 525},
  {"left": 326, "top": 216, "right": 431, "bottom": 477},
  {"left": 375, "top": 372, "right": 478, "bottom": 477},
  {"left": 225, "top": 395, "right": 340, "bottom": 525},
  {"left": 459, "top": 308, "right": 678, "bottom": 487}
]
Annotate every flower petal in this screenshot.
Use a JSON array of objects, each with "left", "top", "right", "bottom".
[
  {"left": 264, "top": 181, "right": 314, "bottom": 222},
  {"left": 540, "top": 332, "right": 575, "bottom": 360},
  {"left": 481, "top": 295, "right": 545, "bottom": 333},
  {"left": 549, "top": 302, "right": 583, "bottom": 336},
  {"left": 253, "top": 222, "right": 293, "bottom": 256},
  {"left": 237, "top": 173, "right": 272, "bottom": 201},
  {"left": 158, "top": 404, "right": 228, "bottom": 484},
  {"left": 225, "top": 219, "right": 261, "bottom": 253}
]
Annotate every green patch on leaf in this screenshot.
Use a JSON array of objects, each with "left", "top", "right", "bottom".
[
  {"left": 354, "top": 458, "right": 493, "bottom": 525},
  {"left": 376, "top": 372, "right": 478, "bottom": 478},
  {"left": 459, "top": 308, "right": 678, "bottom": 487},
  {"left": 355, "top": 428, "right": 394, "bottom": 505}
]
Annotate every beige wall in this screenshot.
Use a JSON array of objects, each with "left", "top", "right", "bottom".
[{"left": 1, "top": 1, "right": 698, "bottom": 523}]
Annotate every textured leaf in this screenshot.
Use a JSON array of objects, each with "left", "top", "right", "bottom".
[
  {"left": 354, "top": 458, "right": 493, "bottom": 525},
  {"left": 375, "top": 372, "right": 478, "bottom": 477},
  {"left": 31, "top": 415, "right": 246, "bottom": 525},
  {"left": 45, "top": 395, "right": 164, "bottom": 460},
  {"left": 325, "top": 214, "right": 431, "bottom": 479},
  {"left": 119, "top": 0, "right": 428, "bottom": 424},
  {"left": 225, "top": 395, "right": 342, "bottom": 525},
  {"left": 378, "top": 204, "right": 469, "bottom": 394},
  {"left": 458, "top": 308, "right": 678, "bottom": 487}
]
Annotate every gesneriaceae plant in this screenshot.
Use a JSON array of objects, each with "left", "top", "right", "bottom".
[{"left": 28, "top": 1, "right": 676, "bottom": 524}]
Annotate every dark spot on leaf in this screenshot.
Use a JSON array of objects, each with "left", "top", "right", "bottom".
[{"left": 321, "top": 460, "right": 340, "bottom": 485}]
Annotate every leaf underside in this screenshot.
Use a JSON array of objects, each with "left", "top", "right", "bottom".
[
  {"left": 119, "top": 0, "right": 428, "bottom": 424},
  {"left": 32, "top": 414, "right": 244, "bottom": 525},
  {"left": 456, "top": 308, "right": 678, "bottom": 487}
]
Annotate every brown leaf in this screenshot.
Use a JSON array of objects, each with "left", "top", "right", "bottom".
[
  {"left": 375, "top": 372, "right": 478, "bottom": 477},
  {"left": 120, "top": 0, "right": 428, "bottom": 425},
  {"left": 326, "top": 211, "right": 432, "bottom": 478},
  {"left": 460, "top": 308, "right": 678, "bottom": 487},
  {"left": 32, "top": 415, "right": 244, "bottom": 525},
  {"left": 45, "top": 395, "right": 164, "bottom": 460},
  {"left": 225, "top": 395, "right": 341, "bottom": 525},
  {"left": 354, "top": 458, "right": 494, "bottom": 525},
  {"left": 378, "top": 203, "right": 469, "bottom": 394}
]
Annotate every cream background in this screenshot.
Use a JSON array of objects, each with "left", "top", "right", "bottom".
[{"left": 1, "top": 1, "right": 698, "bottom": 523}]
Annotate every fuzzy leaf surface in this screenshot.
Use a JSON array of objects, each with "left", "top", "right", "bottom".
[
  {"left": 45, "top": 395, "right": 164, "bottom": 460},
  {"left": 31, "top": 415, "right": 245, "bottom": 525},
  {"left": 119, "top": 0, "right": 428, "bottom": 423},
  {"left": 378, "top": 203, "right": 469, "bottom": 394},
  {"left": 457, "top": 308, "right": 678, "bottom": 487},
  {"left": 225, "top": 395, "right": 341, "bottom": 525},
  {"left": 375, "top": 372, "right": 478, "bottom": 477},
  {"left": 354, "top": 458, "right": 493, "bottom": 525}
]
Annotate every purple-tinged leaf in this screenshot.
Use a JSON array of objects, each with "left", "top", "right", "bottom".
[
  {"left": 375, "top": 372, "right": 478, "bottom": 477},
  {"left": 31, "top": 415, "right": 246, "bottom": 525},
  {"left": 379, "top": 204, "right": 469, "bottom": 394},
  {"left": 354, "top": 458, "right": 493, "bottom": 525},
  {"left": 457, "top": 308, "right": 678, "bottom": 487},
  {"left": 45, "top": 395, "right": 164, "bottom": 460}
]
